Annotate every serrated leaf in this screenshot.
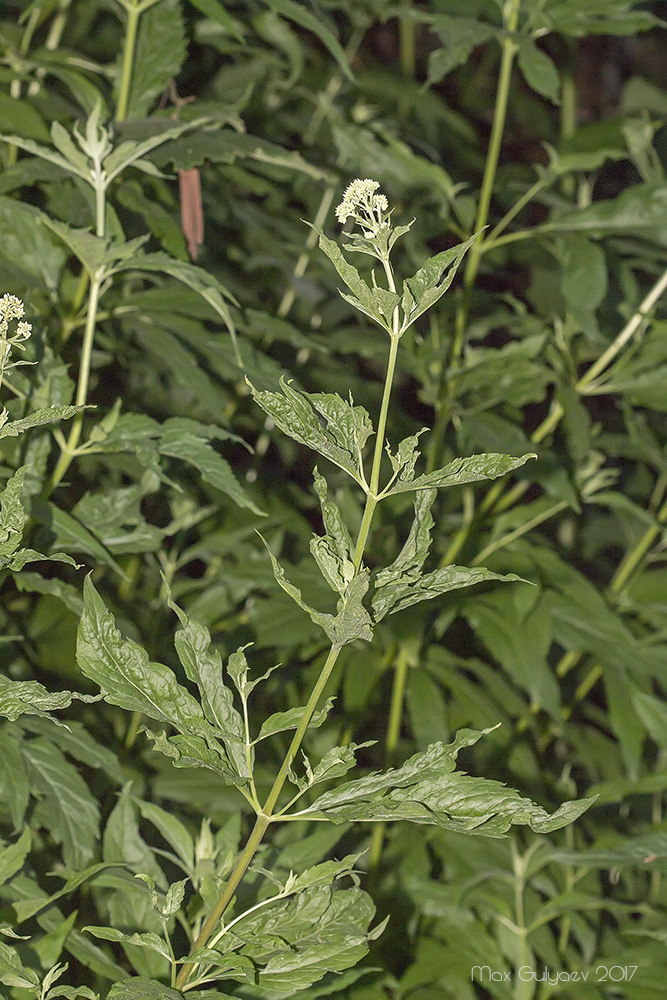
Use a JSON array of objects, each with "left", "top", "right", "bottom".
[
  {"left": 113, "top": 252, "right": 240, "bottom": 361},
  {"left": 317, "top": 230, "right": 388, "bottom": 329},
  {"left": 256, "top": 698, "right": 334, "bottom": 743},
  {"left": 248, "top": 378, "right": 369, "bottom": 485},
  {"left": 310, "top": 469, "right": 355, "bottom": 594},
  {"left": 0, "top": 676, "right": 78, "bottom": 723},
  {"left": 169, "top": 598, "right": 249, "bottom": 778},
  {"left": 77, "top": 577, "right": 219, "bottom": 740},
  {"left": 141, "top": 728, "right": 240, "bottom": 783},
  {"left": 0, "top": 404, "right": 81, "bottom": 440},
  {"left": 401, "top": 232, "right": 479, "bottom": 332},
  {"left": 374, "top": 487, "right": 436, "bottom": 591},
  {"left": 297, "top": 729, "right": 594, "bottom": 834},
  {"left": 23, "top": 739, "right": 99, "bottom": 868},
  {"left": 107, "top": 979, "right": 183, "bottom": 1000},
  {"left": 159, "top": 418, "right": 265, "bottom": 517},
  {"left": 386, "top": 451, "right": 535, "bottom": 496},
  {"left": 0, "top": 467, "right": 27, "bottom": 558},
  {"left": 233, "top": 885, "right": 375, "bottom": 992},
  {"left": 0, "top": 828, "right": 31, "bottom": 886},
  {"left": 84, "top": 928, "right": 171, "bottom": 964},
  {"left": 291, "top": 742, "right": 373, "bottom": 793},
  {"left": 426, "top": 15, "right": 495, "bottom": 85},
  {"left": 262, "top": 538, "right": 373, "bottom": 646},
  {"left": 44, "top": 218, "right": 148, "bottom": 275},
  {"left": 385, "top": 430, "right": 426, "bottom": 488},
  {"left": 261, "top": 538, "right": 337, "bottom": 639},
  {"left": 374, "top": 564, "right": 525, "bottom": 621}
]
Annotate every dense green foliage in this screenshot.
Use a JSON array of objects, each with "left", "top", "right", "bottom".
[{"left": 2, "top": 0, "right": 667, "bottom": 997}]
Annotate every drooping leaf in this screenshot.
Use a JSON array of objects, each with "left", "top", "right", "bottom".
[
  {"left": 30, "top": 500, "right": 127, "bottom": 577},
  {"left": 262, "top": 539, "right": 373, "bottom": 646},
  {"left": 159, "top": 417, "right": 265, "bottom": 517},
  {"left": 0, "top": 676, "right": 81, "bottom": 724},
  {"left": 188, "top": 0, "right": 245, "bottom": 39},
  {"left": 141, "top": 729, "right": 240, "bottom": 782},
  {"left": 426, "top": 15, "right": 495, "bottom": 86},
  {"left": 113, "top": 252, "right": 241, "bottom": 361},
  {"left": 0, "top": 404, "right": 82, "bottom": 440},
  {"left": 265, "top": 0, "right": 354, "bottom": 81}
]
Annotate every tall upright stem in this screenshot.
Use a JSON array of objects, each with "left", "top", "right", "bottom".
[
  {"left": 453, "top": 0, "right": 521, "bottom": 361},
  {"left": 427, "top": 0, "right": 521, "bottom": 475},
  {"left": 47, "top": 169, "right": 107, "bottom": 493},
  {"left": 176, "top": 303, "right": 403, "bottom": 990},
  {"left": 368, "top": 645, "right": 410, "bottom": 869},
  {"left": 116, "top": 2, "right": 141, "bottom": 122}
]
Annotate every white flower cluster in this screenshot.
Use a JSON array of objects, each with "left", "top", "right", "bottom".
[
  {"left": 335, "top": 178, "right": 389, "bottom": 234},
  {"left": 0, "top": 293, "right": 32, "bottom": 376}
]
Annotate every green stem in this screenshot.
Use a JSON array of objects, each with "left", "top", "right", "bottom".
[
  {"left": 512, "top": 839, "right": 533, "bottom": 999},
  {"left": 484, "top": 175, "right": 550, "bottom": 247},
  {"left": 430, "top": 0, "right": 521, "bottom": 479},
  {"left": 175, "top": 642, "right": 342, "bottom": 989},
  {"left": 353, "top": 333, "right": 400, "bottom": 568},
  {"left": 452, "top": 0, "right": 521, "bottom": 362},
  {"left": 47, "top": 270, "right": 103, "bottom": 491},
  {"left": 578, "top": 265, "right": 667, "bottom": 391},
  {"left": 177, "top": 298, "right": 403, "bottom": 988},
  {"left": 368, "top": 645, "right": 410, "bottom": 870},
  {"left": 398, "top": 2, "right": 416, "bottom": 79},
  {"left": 559, "top": 40, "right": 577, "bottom": 200},
  {"left": 473, "top": 500, "right": 567, "bottom": 566},
  {"left": 277, "top": 187, "right": 335, "bottom": 319},
  {"left": 116, "top": 1, "right": 142, "bottom": 122}
]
